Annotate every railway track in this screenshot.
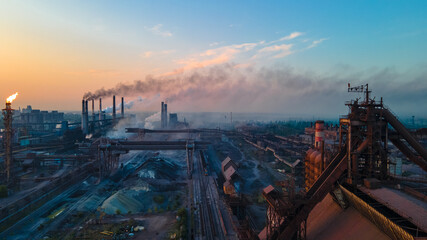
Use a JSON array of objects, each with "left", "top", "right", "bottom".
[{"left": 193, "top": 150, "right": 226, "bottom": 240}]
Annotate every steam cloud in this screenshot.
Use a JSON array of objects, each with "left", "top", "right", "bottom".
[
  {"left": 103, "top": 97, "right": 144, "bottom": 113},
  {"left": 83, "top": 64, "right": 427, "bottom": 117}
]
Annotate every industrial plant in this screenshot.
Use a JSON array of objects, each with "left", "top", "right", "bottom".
[{"left": 0, "top": 84, "right": 426, "bottom": 240}]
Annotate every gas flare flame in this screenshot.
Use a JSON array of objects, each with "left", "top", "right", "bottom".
[{"left": 6, "top": 92, "right": 18, "bottom": 103}]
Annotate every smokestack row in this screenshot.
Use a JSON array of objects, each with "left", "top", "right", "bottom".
[
  {"left": 161, "top": 101, "right": 168, "bottom": 128},
  {"left": 82, "top": 96, "right": 124, "bottom": 132}
]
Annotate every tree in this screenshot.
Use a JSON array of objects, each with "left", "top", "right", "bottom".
[{"left": 0, "top": 185, "right": 8, "bottom": 198}]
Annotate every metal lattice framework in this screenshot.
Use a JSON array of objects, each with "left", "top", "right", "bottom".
[{"left": 2, "top": 102, "right": 13, "bottom": 185}]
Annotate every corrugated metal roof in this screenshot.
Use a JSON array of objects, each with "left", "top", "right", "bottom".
[
  {"left": 306, "top": 194, "right": 390, "bottom": 240},
  {"left": 224, "top": 165, "right": 236, "bottom": 180},
  {"left": 263, "top": 185, "right": 275, "bottom": 195},
  {"left": 360, "top": 186, "right": 427, "bottom": 232},
  {"left": 221, "top": 156, "right": 232, "bottom": 171}
]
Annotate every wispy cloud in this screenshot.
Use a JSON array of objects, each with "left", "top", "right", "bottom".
[
  {"left": 145, "top": 24, "right": 172, "bottom": 37},
  {"left": 141, "top": 50, "right": 175, "bottom": 58},
  {"left": 209, "top": 41, "right": 225, "bottom": 47},
  {"left": 307, "top": 38, "right": 328, "bottom": 49},
  {"left": 268, "top": 31, "right": 304, "bottom": 45},
  {"left": 163, "top": 31, "right": 323, "bottom": 75},
  {"left": 280, "top": 32, "right": 304, "bottom": 41},
  {"left": 258, "top": 44, "right": 293, "bottom": 58},
  {"left": 164, "top": 42, "right": 262, "bottom": 75},
  {"left": 143, "top": 51, "right": 153, "bottom": 58}
]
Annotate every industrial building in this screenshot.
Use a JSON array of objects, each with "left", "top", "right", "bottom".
[
  {"left": 260, "top": 84, "right": 427, "bottom": 240},
  {"left": 16, "top": 105, "right": 64, "bottom": 131},
  {"left": 0, "top": 85, "right": 426, "bottom": 240},
  {"left": 222, "top": 157, "right": 240, "bottom": 196}
]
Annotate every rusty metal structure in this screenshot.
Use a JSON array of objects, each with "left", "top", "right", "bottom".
[
  {"left": 305, "top": 121, "right": 326, "bottom": 191},
  {"left": 264, "top": 84, "right": 427, "bottom": 240},
  {"left": 80, "top": 136, "right": 209, "bottom": 180},
  {"left": 2, "top": 101, "right": 14, "bottom": 184}
]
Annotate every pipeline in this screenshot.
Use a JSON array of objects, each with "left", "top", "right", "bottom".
[{"left": 243, "top": 138, "right": 298, "bottom": 168}]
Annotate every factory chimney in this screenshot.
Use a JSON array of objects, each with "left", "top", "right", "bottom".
[
  {"left": 121, "top": 97, "right": 124, "bottom": 118},
  {"left": 112, "top": 95, "right": 116, "bottom": 121},
  {"left": 92, "top": 99, "right": 95, "bottom": 122},
  {"left": 85, "top": 100, "right": 89, "bottom": 133},
  {"left": 99, "top": 98, "right": 103, "bottom": 121},
  {"left": 81, "top": 99, "right": 88, "bottom": 134},
  {"left": 161, "top": 102, "right": 165, "bottom": 128},
  {"left": 81, "top": 99, "right": 85, "bottom": 130},
  {"left": 164, "top": 103, "right": 168, "bottom": 128},
  {"left": 314, "top": 120, "right": 325, "bottom": 149}
]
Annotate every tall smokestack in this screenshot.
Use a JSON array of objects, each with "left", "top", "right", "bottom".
[
  {"left": 315, "top": 120, "right": 325, "bottom": 149},
  {"left": 164, "top": 103, "right": 168, "bottom": 128},
  {"left": 161, "top": 102, "right": 164, "bottom": 128},
  {"left": 81, "top": 99, "right": 85, "bottom": 130},
  {"left": 113, "top": 95, "right": 116, "bottom": 120},
  {"left": 92, "top": 99, "right": 95, "bottom": 122},
  {"left": 81, "top": 99, "right": 87, "bottom": 134},
  {"left": 99, "top": 98, "right": 103, "bottom": 121},
  {"left": 85, "top": 100, "right": 89, "bottom": 134},
  {"left": 121, "top": 97, "right": 124, "bottom": 118}
]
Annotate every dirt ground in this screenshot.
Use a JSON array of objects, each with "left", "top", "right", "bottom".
[{"left": 132, "top": 212, "right": 176, "bottom": 240}]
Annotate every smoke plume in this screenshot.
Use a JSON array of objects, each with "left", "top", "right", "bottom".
[
  {"left": 103, "top": 97, "right": 145, "bottom": 113},
  {"left": 83, "top": 64, "right": 427, "bottom": 117}
]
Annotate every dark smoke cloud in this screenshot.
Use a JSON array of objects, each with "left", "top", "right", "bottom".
[{"left": 83, "top": 64, "right": 427, "bottom": 117}]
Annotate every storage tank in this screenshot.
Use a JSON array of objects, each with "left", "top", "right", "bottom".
[
  {"left": 309, "top": 150, "right": 321, "bottom": 187},
  {"left": 314, "top": 153, "right": 323, "bottom": 181}
]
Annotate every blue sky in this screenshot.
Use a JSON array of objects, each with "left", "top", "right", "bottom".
[{"left": 1, "top": 1, "right": 426, "bottom": 116}]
